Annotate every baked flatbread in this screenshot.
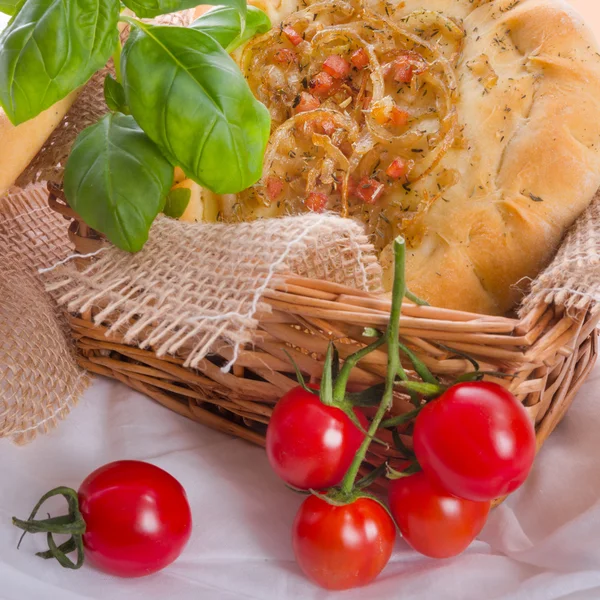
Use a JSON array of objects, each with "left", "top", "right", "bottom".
[{"left": 193, "top": 0, "right": 600, "bottom": 314}]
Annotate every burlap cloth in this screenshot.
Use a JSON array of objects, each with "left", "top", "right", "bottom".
[{"left": 1, "top": 10, "right": 599, "bottom": 443}]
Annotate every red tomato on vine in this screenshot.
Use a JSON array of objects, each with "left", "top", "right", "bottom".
[
  {"left": 388, "top": 472, "right": 490, "bottom": 558},
  {"left": 413, "top": 382, "right": 536, "bottom": 501},
  {"left": 292, "top": 494, "right": 396, "bottom": 590},
  {"left": 266, "top": 386, "right": 368, "bottom": 490}
]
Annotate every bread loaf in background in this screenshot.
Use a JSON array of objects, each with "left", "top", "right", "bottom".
[{"left": 0, "top": 91, "right": 81, "bottom": 198}]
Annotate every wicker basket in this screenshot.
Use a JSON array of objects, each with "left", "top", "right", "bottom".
[{"left": 48, "top": 182, "right": 600, "bottom": 498}]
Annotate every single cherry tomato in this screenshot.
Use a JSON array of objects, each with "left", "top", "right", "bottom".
[
  {"left": 265, "top": 176, "right": 284, "bottom": 202},
  {"left": 295, "top": 92, "right": 320, "bottom": 114},
  {"left": 266, "top": 386, "right": 368, "bottom": 490},
  {"left": 323, "top": 55, "right": 351, "bottom": 79},
  {"left": 293, "top": 495, "right": 395, "bottom": 590},
  {"left": 386, "top": 157, "right": 410, "bottom": 179},
  {"left": 388, "top": 472, "right": 490, "bottom": 559},
  {"left": 304, "top": 191, "right": 329, "bottom": 213},
  {"left": 355, "top": 177, "right": 385, "bottom": 204},
  {"left": 350, "top": 48, "right": 369, "bottom": 70},
  {"left": 309, "top": 71, "right": 335, "bottom": 96},
  {"left": 283, "top": 26, "right": 303, "bottom": 46},
  {"left": 413, "top": 382, "right": 536, "bottom": 502},
  {"left": 78, "top": 461, "right": 192, "bottom": 577}
]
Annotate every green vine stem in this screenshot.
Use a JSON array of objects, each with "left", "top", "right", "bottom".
[
  {"left": 340, "top": 236, "right": 406, "bottom": 495},
  {"left": 12, "top": 486, "right": 86, "bottom": 569}
]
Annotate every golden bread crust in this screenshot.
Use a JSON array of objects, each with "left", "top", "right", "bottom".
[{"left": 201, "top": 0, "right": 600, "bottom": 315}]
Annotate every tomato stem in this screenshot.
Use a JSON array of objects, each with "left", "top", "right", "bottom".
[
  {"left": 12, "top": 486, "right": 86, "bottom": 570},
  {"left": 406, "top": 290, "right": 429, "bottom": 306},
  {"left": 340, "top": 237, "right": 405, "bottom": 495},
  {"left": 380, "top": 407, "right": 422, "bottom": 429},
  {"left": 332, "top": 337, "right": 386, "bottom": 404}
]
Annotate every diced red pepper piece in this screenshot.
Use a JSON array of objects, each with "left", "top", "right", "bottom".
[
  {"left": 355, "top": 177, "right": 385, "bottom": 205},
  {"left": 295, "top": 92, "right": 321, "bottom": 113},
  {"left": 393, "top": 57, "right": 414, "bottom": 83},
  {"left": 350, "top": 48, "right": 369, "bottom": 70},
  {"left": 323, "top": 55, "right": 351, "bottom": 80},
  {"left": 274, "top": 48, "right": 298, "bottom": 64},
  {"left": 283, "top": 26, "right": 303, "bottom": 46},
  {"left": 304, "top": 192, "right": 328, "bottom": 212},
  {"left": 309, "top": 71, "right": 335, "bottom": 96},
  {"left": 265, "top": 176, "right": 284, "bottom": 201},
  {"left": 389, "top": 106, "right": 410, "bottom": 127},
  {"left": 386, "top": 158, "right": 410, "bottom": 180}
]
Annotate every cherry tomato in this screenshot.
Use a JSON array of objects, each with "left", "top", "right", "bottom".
[
  {"left": 266, "top": 386, "right": 368, "bottom": 490},
  {"left": 388, "top": 472, "right": 490, "bottom": 558},
  {"left": 292, "top": 495, "right": 395, "bottom": 590},
  {"left": 413, "top": 382, "right": 536, "bottom": 502},
  {"left": 78, "top": 461, "right": 192, "bottom": 577}
]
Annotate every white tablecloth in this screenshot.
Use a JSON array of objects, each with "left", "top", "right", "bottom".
[{"left": 1, "top": 365, "right": 600, "bottom": 600}]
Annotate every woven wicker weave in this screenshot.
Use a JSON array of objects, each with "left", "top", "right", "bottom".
[{"left": 48, "top": 183, "right": 600, "bottom": 500}]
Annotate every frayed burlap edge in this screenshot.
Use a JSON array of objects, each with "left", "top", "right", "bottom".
[
  {"left": 43, "top": 213, "right": 382, "bottom": 372},
  {"left": 520, "top": 190, "right": 600, "bottom": 316},
  {"left": 0, "top": 185, "right": 90, "bottom": 444}
]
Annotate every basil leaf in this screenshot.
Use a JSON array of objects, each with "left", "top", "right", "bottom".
[
  {"left": 121, "top": 0, "right": 245, "bottom": 20},
  {"left": 0, "top": 0, "right": 120, "bottom": 125},
  {"left": 64, "top": 113, "right": 173, "bottom": 253},
  {"left": 163, "top": 187, "right": 191, "bottom": 218},
  {"left": 0, "top": 0, "right": 22, "bottom": 16},
  {"left": 191, "top": 5, "right": 270, "bottom": 53},
  {"left": 104, "top": 75, "right": 129, "bottom": 114},
  {"left": 122, "top": 23, "right": 270, "bottom": 194}
]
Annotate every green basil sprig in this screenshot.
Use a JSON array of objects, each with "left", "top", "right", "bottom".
[
  {"left": 0, "top": 2, "right": 271, "bottom": 251},
  {"left": 191, "top": 4, "right": 271, "bottom": 53},
  {"left": 121, "top": 20, "right": 270, "bottom": 194},
  {"left": 0, "top": 0, "right": 120, "bottom": 125},
  {"left": 64, "top": 113, "right": 174, "bottom": 253}
]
